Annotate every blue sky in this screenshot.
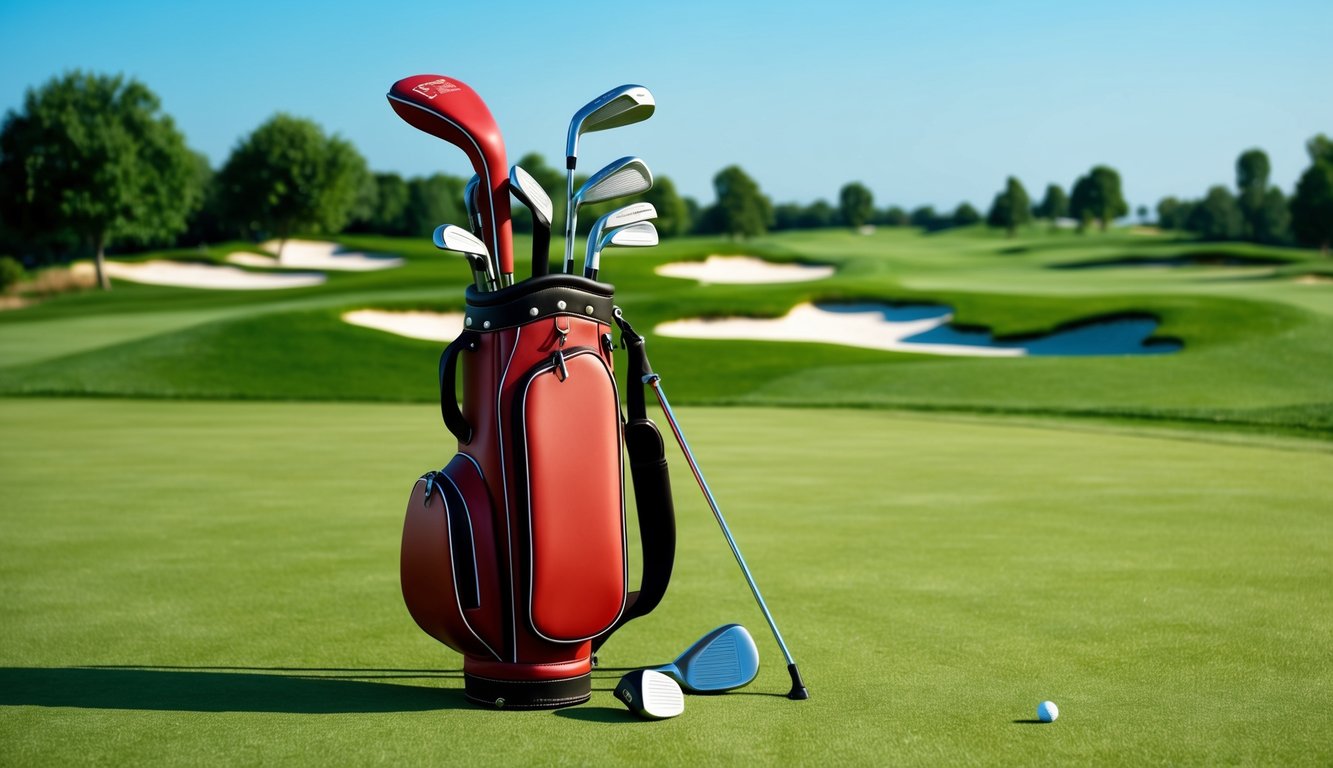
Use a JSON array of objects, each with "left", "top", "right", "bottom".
[{"left": 2, "top": 0, "right": 1330, "bottom": 213}]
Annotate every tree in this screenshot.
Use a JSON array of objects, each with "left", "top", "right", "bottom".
[
  {"left": 838, "top": 182, "right": 874, "bottom": 230},
  {"left": 1236, "top": 148, "right": 1270, "bottom": 240},
  {"left": 986, "top": 176, "right": 1032, "bottom": 237},
  {"left": 910, "top": 205, "right": 939, "bottom": 230},
  {"left": 711, "top": 165, "right": 772, "bottom": 239},
  {"left": 0, "top": 71, "right": 204, "bottom": 289},
  {"left": 1068, "top": 165, "right": 1128, "bottom": 232},
  {"left": 215, "top": 113, "right": 369, "bottom": 254},
  {"left": 878, "top": 206, "right": 909, "bottom": 227},
  {"left": 641, "top": 175, "right": 691, "bottom": 237},
  {"left": 1290, "top": 134, "right": 1333, "bottom": 254},
  {"left": 1187, "top": 186, "right": 1243, "bottom": 240},
  {"left": 402, "top": 173, "right": 466, "bottom": 238},
  {"left": 1033, "top": 183, "right": 1068, "bottom": 220},
  {"left": 952, "top": 202, "right": 981, "bottom": 227}
]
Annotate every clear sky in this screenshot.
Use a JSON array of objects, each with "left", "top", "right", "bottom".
[{"left": 2, "top": 0, "right": 1330, "bottom": 214}]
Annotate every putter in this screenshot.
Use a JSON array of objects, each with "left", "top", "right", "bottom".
[
  {"left": 508, "top": 165, "right": 554, "bottom": 279},
  {"left": 463, "top": 174, "right": 484, "bottom": 238},
  {"left": 388, "top": 75, "right": 512, "bottom": 286},
  {"left": 433, "top": 224, "right": 496, "bottom": 291},
  {"left": 653, "top": 624, "right": 759, "bottom": 694},
  {"left": 563, "top": 85, "right": 656, "bottom": 275},
  {"left": 585, "top": 201, "right": 657, "bottom": 275},
  {"left": 614, "top": 669, "right": 684, "bottom": 720},
  {"left": 631, "top": 354, "right": 809, "bottom": 701},
  {"left": 563, "top": 156, "right": 653, "bottom": 274},
  {"left": 586, "top": 221, "right": 658, "bottom": 281}
]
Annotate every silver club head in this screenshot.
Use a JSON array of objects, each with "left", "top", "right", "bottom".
[
  {"left": 565, "top": 84, "right": 655, "bottom": 164},
  {"left": 614, "top": 669, "right": 684, "bottom": 720},
  {"left": 508, "top": 165, "right": 553, "bottom": 227},
  {"left": 575, "top": 156, "right": 653, "bottom": 206},
  {"left": 463, "top": 175, "right": 483, "bottom": 237},
  {"left": 652, "top": 624, "right": 760, "bottom": 694},
  {"left": 586, "top": 221, "right": 658, "bottom": 280},
  {"left": 586, "top": 201, "right": 658, "bottom": 270},
  {"left": 433, "top": 224, "right": 496, "bottom": 291}
]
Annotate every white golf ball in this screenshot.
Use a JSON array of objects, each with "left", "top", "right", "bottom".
[{"left": 1037, "top": 701, "right": 1059, "bottom": 722}]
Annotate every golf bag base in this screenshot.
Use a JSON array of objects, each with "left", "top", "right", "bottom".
[{"left": 401, "top": 275, "right": 676, "bottom": 711}]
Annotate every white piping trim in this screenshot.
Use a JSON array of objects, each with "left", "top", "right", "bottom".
[
  {"left": 496, "top": 326, "right": 522, "bottom": 662},
  {"left": 432, "top": 471, "right": 501, "bottom": 662}
]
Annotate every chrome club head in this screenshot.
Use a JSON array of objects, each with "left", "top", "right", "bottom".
[
  {"left": 653, "top": 624, "right": 759, "bottom": 694},
  {"left": 585, "top": 201, "right": 657, "bottom": 273},
  {"left": 586, "top": 221, "right": 657, "bottom": 281},
  {"left": 562, "top": 85, "right": 655, "bottom": 275},
  {"left": 433, "top": 223, "right": 496, "bottom": 291},
  {"left": 564, "top": 157, "right": 653, "bottom": 273},
  {"left": 463, "top": 174, "right": 483, "bottom": 237},
  {"left": 614, "top": 669, "right": 684, "bottom": 720},
  {"left": 509, "top": 165, "right": 554, "bottom": 278}
]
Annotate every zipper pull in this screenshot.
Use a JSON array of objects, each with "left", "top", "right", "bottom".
[
  {"left": 421, "top": 472, "right": 436, "bottom": 506},
  {"left": 553, "top": 349, "right": 569, "bottom": 381}
]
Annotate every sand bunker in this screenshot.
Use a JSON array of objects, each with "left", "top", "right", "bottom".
[
  {"left": 102, "top": 260, "right": 325, "bottom": 290},
  {"left": 342, "top": 310, "right": 465, "bottom": 342},
  {"left": 656, "top": 302, "right": 1180, "bottom": 357},
  {"left": 656, "top": 255, "right": 834, "bottom": 284},
  {"left": 1294, "top": 274, "right": 1333, "bottom": 285},
  {"left": 225, "top": 239, "right": 404, "bottom": 271}
]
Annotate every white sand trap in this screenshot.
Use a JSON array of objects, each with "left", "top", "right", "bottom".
[
  {"left": 342, "top": 310, "right": 465, "bottom": 342},
  {"left": 656, "top": 255, "right": 834, "bottom": 284},
  {"left": 1294, "top": 274, "right": 1333, "bottom": 285},
  {"left": 657, "top": 302, "right": 1179, "bottom": 357},
  {"left": 103, "top": 260, "right": 326, "bottom": 290},
  {"left": 659, "top": 303, "right": 1020, "bottom": 357},
  {"left": 226, "top": 239, "right": 404, "bottom": 271}
]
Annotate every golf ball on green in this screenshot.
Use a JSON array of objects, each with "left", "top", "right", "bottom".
[{"left": 1038, "top": 701, "right": 1059, "bottom": 722}]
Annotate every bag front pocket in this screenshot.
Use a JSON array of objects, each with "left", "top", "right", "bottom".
[{"left": 512, "top": 348, "right": 627, "bottom": 643}]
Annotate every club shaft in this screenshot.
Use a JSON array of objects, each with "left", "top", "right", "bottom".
[
  {"left": 564, "top": 167, "right": 576, "bottom": 273},
  {"left": 647, "top": 376, "right": 797, "bottom": 669}
]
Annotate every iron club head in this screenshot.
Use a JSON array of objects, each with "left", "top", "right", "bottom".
[
  {"left": 586, "top": 221, "right": 657, "bottom": 281},
  {"left": 653, "top": 624, "right": 759, "bottom": 694},
  {"left": 509, "top": 165, "right": 554, "bottom": 278},
  {"left": 585, "top": 201, "right": 657, "bottom": 271},
  {"left": 463, "top": 174, "right": 483, "bottom": 238},
  {"left": 614, "top": 669, "right": 684, "bottom": 720},
  {"left": 565, "top": 85, "right": 655, "bottom": 166},
  {"left": 564, "top": 157, "right": 653, "bottom": 273},
  {"left": 433, "top": 223, "right": 496, "bottom": 291}
]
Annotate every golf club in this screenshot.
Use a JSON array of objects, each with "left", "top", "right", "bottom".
[
  {"left": 653, "top": 624, "right": 759, "bottom": 694},
  {"left": 585, "top": 201, "right": 657, "bottom": 274},
  {"left": 614, "top": 669, "right": 684, "bottom": 720},
  {"left": 586, "top": 221, "right": 658, "bottom": 281},
  {"left": 388, "top": 75, "right": 512, "bottom": 285},
  {"left": 508, "top": 165, "right": 554, "bottom": 279},
  {"left": 634, "top": 358, "right": 809, "bottom": 700},
  {"left": 463, "top": 174, "right": 484, "bottom": 239},
  {"left": 563, "top": 85, "right": 656, "bottom": 276},
  {"left": 433, "top": 224, "right": 496, "bottom": 291},
  {"left": 563, "top": 156, "right": 653, "bottom": 274}
]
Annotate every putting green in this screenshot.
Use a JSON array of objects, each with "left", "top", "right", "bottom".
[{"left": 2, "top": 399, "right": 1328, "bottom": 765}]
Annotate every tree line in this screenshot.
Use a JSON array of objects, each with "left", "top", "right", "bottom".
[{"left": 3, "top": 72, "right": 1331, "bottom": 292}]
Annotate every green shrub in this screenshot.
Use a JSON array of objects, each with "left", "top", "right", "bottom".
[{"left": 0, "top": 256, "right": 25, "bottom": 292}]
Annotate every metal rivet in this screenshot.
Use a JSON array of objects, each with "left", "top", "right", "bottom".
[
  {"left": 557, "top": 300, "right": 567, "bottom": 311},
  {"left": 465, "top": 316, "right": 473, "bottom": 327},
  {"left": 483, "top": 320, "right": 491, "bottom": 329},
  {"left": 529, "top": 307, "right": 538, "bottom": 317},
  {"left": 585, "top": 305, "right": 594, "bottom": 315}
]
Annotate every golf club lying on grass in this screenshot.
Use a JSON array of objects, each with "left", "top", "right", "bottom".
[
  {"left": 653, "top": 624, "right": 760, "bottom": 694},
  {"left": 615, "top": 669, "right": 685, "bottom": 720},
  {"left": 508, "top": 165, "right": 554, "bottom": 278},
  {"left": 433, "top": 224, "right": 496, "bottom": 291},
  {"left": 563, "top": 156, "right": 654, "bottom": 274},
  {"left": 564, "top": 85, "right": 655, "bottom": 275},
  {"left": 586, "top": 221, "right": 658, "bottom": 281}
]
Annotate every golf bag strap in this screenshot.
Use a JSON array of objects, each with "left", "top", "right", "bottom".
[
  {"left": 439, "top": 331, "right": 479, "bottom": 444},
  {"left": 595, "top": 308, "right": 676, "bottom": 651}
]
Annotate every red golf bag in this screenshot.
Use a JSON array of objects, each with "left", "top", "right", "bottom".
[{"left": 401, "top": 275, "right": 675, "bottom": 709}]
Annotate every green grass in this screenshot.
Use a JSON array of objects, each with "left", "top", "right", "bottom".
[
  {"left": 2, "top": 399, "right": 1329, "bottom": 765},
  {"left": 0, "top": 227, "right": 1330, "bottom": 435}
]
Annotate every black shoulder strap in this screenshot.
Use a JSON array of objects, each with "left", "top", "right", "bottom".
[{"left": 593, "top": 308, "right": 676, "bottom": 651}]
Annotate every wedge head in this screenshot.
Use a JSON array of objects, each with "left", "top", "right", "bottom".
[
  {"left": 615, "top": 669, "right": 684, "bottom": 720},
  {"left": 566, "top": 85, "right": 655, "bottom": 161},
  {"left": 654, "top": 624, "right": 759, "bottom": 694},
  {"left": 575, "top": 156, "right": 653, "bottom": 206},
  {"left": 601, "top": 221, "right": 659, "bottom": 250},
  {"left": 433, "top": 224, "right": 488, "bottom": 257}
]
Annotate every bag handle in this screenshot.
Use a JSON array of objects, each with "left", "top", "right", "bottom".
[{"left": 439, "top": 330, "right": 480, "bottom": 444}]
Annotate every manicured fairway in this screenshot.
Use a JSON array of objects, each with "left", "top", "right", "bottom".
[{"left": 2, "top": 399, "right": 1329, "bottom": 766}]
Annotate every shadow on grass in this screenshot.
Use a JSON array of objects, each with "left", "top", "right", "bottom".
[
  {"left": 0, "top": 666, "right": 469, "bottom": 713},
  {"left": 552, "top": 706, "right": 641, "bottom": 724},
  {"left": 1012, "top": 719, "right": 1050, "bottom": 725}
]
